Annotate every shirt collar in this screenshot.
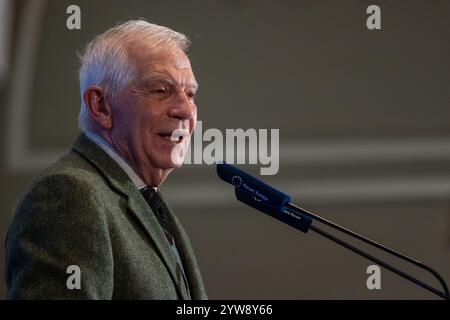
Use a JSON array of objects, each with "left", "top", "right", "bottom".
[{"left": 84, "top": 131, "right": 156, "bottom": 191}]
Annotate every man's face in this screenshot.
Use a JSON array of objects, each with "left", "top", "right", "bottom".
[{"left": 108, "top": 42, "right": 198, "bottom": 186}]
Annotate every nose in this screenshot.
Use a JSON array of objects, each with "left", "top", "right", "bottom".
[{"left": 168, "top": 91, "right": 196, "bottom": 121}]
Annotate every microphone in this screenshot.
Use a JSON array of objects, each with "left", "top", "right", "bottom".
[
  {"left": 217, "top": 162, "right": 449, "bottom": 300},
  {"left": 217, "top": 162, "right": 312, "bottom": 233}
]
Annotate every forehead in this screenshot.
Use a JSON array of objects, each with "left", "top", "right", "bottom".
[{"left": 127, "top": 41, "right": 197, "bottom": 86}]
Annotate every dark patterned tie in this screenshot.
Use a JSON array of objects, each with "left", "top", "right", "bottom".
[
  {"left": 140, "top": 186, "right": 191, "bottom": 299},
  {"left": 140, "top": 187, "right": 173, "bottom": 244}
]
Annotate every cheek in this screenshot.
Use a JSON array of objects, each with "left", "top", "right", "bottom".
[
  {"left": 139, "top": 118, "right": 155, "bottom": 145},
  {"left": 136, "top": 104, "right": 157, "bottom": 132},
  {"left": 111, "top": 110, "right": 132, "bottom": 140},
  {"left": 112, "top": 101, "right": 142, "bottom": 136}
]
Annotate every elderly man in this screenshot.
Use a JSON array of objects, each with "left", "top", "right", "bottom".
[{"left": 4, "top": 20, "right": 207, "bottom": 300}]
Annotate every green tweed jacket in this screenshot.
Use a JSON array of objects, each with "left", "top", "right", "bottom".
[{"left": 4, "top": 133, "right": 207, "bottom": 300}]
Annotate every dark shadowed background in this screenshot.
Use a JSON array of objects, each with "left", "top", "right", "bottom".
[{"left": 1, "top": 0, "right": 449, "bottom": 299}]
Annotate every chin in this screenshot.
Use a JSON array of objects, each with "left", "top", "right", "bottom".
[
  {"left": 169, "top": 143, "right": 188, "bottom": 168},
  {"left": 149, "top": 148, "right": 183, "bottom": 170},
  {"left": 156, "top": 155, "right": 184, "bottom": 170},
  {"left": 168, "top": 157, "right": 185, "bottom": 168}
]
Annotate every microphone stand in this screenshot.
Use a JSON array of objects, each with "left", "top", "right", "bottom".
[
  {"left": 218, "top": 163, "right": 449, "bottom": 300},
  {"left": 286, "top": 202, "right": 450, "bottom": 300}
]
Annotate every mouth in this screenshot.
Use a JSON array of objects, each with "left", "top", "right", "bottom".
[{"left": 157, "top": 129, "right": 189, "bottom": 143}]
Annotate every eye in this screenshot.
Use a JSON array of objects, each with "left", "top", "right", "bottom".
[
  {"left": 186, "top": 91, "right": 197, "bottom": 100},
  {"left": 149, "top": 85, "right": 171, "bottom": 98},
  {"left": 152, "top": 87, "right": 167, "bottom": 94}
]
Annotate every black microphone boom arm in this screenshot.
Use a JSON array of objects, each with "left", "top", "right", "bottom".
[
  {"left": 217, "top": 163, "right": 449, "bottom": 300},
  {"left": 287, "top": 202, "right": 449, "bottom": 300}
]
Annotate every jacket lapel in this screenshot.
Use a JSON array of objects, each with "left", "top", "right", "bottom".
[
  {"left": 72, "top": 133, "right": 189, "bottom": 299},
  {"left": 158, "top": 193, "right": 208, "bottom": 300}
]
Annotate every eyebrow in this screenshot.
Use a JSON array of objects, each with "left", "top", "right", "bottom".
[{"left": 141, "top": 73, "right": 199, "bottom": 92}]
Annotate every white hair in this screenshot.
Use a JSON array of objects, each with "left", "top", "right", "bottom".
[{"left": 77, "top": 19, "right": 190, "bottom": 132}]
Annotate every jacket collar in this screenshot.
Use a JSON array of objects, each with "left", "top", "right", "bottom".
[{"left": 82, "top": 130, "right": 147, "bottom": 190}]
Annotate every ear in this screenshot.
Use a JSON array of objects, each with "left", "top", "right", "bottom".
[{"left": 83, "top": 86, "right": 112, "bottom": 129}]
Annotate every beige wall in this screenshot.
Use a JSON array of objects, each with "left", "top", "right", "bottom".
[{"left": 1, "top": 0, "right": 449, "bottom": 299}]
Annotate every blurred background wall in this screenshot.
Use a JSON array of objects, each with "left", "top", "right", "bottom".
[{"left": 1, "top": 0, "right": 449, "bottom": 299}]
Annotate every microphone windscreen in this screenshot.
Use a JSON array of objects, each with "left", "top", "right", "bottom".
[{"left": 216, "top": 163, "right": 291, "bottom": 211}]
